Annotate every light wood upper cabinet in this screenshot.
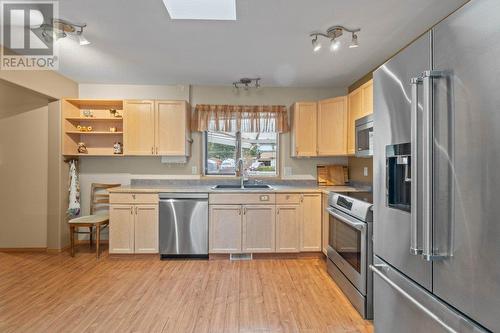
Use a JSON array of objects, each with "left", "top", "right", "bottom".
[
  {"left": 124, "top": 100, "right": 190, "bottom": 156},
  {"left": 155, "top": 100, "right": 190, "bottom": 156},
  {"left": 209, "top": 205, "right": 242, "bottom": 253},
  {"left": 124, "top": 100, "right": 155, "bottom": 155},
  {"left": 317, "top": 96, "right": 348, "bottom": 156},
  {"left": 276, "top": 205, "right": 300, "bottom": 253},
  {"left": 134, "top": 205, "right": 159, "bottom": 254},
  {"left": 242, "top": 205, "right": 276, "bottom": 253},
  {"left": 109, "top": 205, "right": 135, "bottom": 254},
  {"left": 361, "top": 80, "right": 373, "bottom": 116},
  {"left": 300, "top": 194, "right": 322, "bottom": 252},
  {"left": 290, "top": 102, "right": 318, "bottom": 157},
  {"left": 347, "top": 79, "right": 373, "bottom": 155}
]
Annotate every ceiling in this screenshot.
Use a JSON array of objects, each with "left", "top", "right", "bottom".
[{"left": 56, "top": 0, "right": 468, "bottom": 88}]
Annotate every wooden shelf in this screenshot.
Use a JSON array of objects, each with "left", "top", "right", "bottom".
[
  {"left": 65, "top": 153, "right": 125, "bottom": 157},
  {"left": 66, "top": 131, "right": 124, "bottom": 135},
  {"left": 64, "top": 99, "right": 123, "bottom": 109},
  {"left": 65, "top": 117, "right": 123, "bottom": 122}
]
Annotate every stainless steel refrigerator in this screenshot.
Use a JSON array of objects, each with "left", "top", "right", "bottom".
[{"left": 372, "top": 0, "right": 500, "bottom": 332}]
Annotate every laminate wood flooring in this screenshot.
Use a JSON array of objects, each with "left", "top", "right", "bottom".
[{"left": 0, "top": 249, "right": 373, "bottom": 333}]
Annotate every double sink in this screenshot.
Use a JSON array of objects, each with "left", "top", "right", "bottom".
[{"left": 212, "top": 184, "right": 273, "bottom": 190}]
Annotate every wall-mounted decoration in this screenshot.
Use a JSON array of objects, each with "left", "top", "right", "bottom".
[{"left": 109, "top": 126, "right": 117, "bottom": 132}]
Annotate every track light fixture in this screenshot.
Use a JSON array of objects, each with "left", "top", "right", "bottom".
[
  {"left": 310, "top": 25, "right": 360, "bottom": 53},
  {"left": 233, "top": 78, "right": 261, "bottom": 90},
  {"left": 37, "top": 18, "right": 90, "bottom": 45}
]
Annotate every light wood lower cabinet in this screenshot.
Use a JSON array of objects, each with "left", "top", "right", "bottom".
[
  {"left": 109, "top": 203, "right": 159, "bottom": 254},
  {"left": 300, "top": 194, "right": 322, "bottom": 252},
  {"left": 276, "top": 205, "right": 301, "bottom": 253},
  {"left": 209, "top": 193, "right": 325, "bottom": 254},
  {"left": 322, "top": 193, "right": 329, "bottom": 255},
  {"left": 134, "top": 205, "right": 159, "bottom": 254},
  {"left": 242, "top": 205, "right": 276, "bottom": 253},
  {"left": 209, "top": 205, "right": 242, "bottom": 253},
  {"left": 109, "top": 205, "right": 135, "bottom": 254}
]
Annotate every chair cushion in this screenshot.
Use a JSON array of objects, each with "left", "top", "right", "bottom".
[{"left": 69, "top": 214, "right": 109, "bottom": 224}]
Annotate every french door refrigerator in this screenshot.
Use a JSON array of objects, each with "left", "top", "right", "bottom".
[{"left": 372, "top": 0, "right": 500, "bottom": 332}]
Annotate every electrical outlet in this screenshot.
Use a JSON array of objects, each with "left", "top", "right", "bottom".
[
  {"left": 363, "top": 167, "right": 369, "bottom": 177},
  {"left": 192, "top": 166, "right": 198, "bottom": 175}
]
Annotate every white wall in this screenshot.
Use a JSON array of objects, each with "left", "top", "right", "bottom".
[{"left": 0, "top": 104, "right": 49, "bottom": 248}]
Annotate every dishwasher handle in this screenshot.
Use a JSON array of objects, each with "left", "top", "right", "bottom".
[{"left": 159, "top": 193, "right": 208, "bottom": 200}]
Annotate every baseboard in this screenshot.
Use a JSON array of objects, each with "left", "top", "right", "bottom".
[
  {"left": 209, "top": 252, "right": 325, "bottom": 260},
  {"left": 0, "top": 247, "right": 47, "bottom": 252}
]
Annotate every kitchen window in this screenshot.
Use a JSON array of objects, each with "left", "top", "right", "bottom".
[{"left": 204, "top": 131, "right": 278, "bottom": 177}]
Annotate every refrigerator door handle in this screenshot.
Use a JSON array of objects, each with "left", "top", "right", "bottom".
[
  {"left": 410, "top": 76, "right": 423, "bottom": 255},
  {"left": 422, "top": 70, "right": 447, "bottom": 261},
  {"left": 370, "top": 264, "right": 459, "bottom": 333}
]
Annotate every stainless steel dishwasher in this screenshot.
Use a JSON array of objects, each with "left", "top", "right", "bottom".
[{"left": 159, "top": 193, "right": 209, "bottom": 259}]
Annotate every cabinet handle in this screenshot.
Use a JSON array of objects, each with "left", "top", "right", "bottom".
[
  {"left": 300, "top": 194, "right": 304, "bottom": 203},
  {"left": 151, "top": 147, "right": 154, "bottom": 154},
  {"left": 238, "top": 207, "right": 242, "bottom": 215},
  {"left": 277, "top": 208, "right": 280, "bottom": 215},
  {"left": 132, "top": 194, "right": 136, "bottom": 200},
  {"left": 130, "top": 207, "right": 133, "bottom": 215},
  {"left": 135, "top": 206, "right": 138, "bottom": 215},
  {"left": 243, "top": 207, "right": 247, "bottom": 215}
]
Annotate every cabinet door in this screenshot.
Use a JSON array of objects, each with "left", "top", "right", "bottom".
[
  {"left": 361, "top": 79, "right": 374, "bottom": 117},
  {"left": 109, "top": 205, "right": 134, "bottom": 254},
  {"left": 209, "top": 205, "right": 242, "bottom": 253},
  {"left": 322, "top": 193, "right": 329, "bottom": 255},
  {"left": 155, "top": 100, "right": 189, "bottom": 156},
  {"left": 242, "top": 205, "right": 276, "bottom": 253},
  {"left": 291, "top": 102, "right": 317, "bottom": 157},
  {"left": 347, "top": 89, "right": 363, "bottom": 155},
  {"left": 134, "top": 204, "right": 159, "bottom": 254},
  {"left": 300, "top": 194, "right": 322, "bottom": 252},
  {"left": 124, "top": 100, "right": 155, "bottom": 155},
  {"left": 317, "top": 96, "right": 348, "bottom": 156},
  {"left": 276, "top": 205, "right": 300, "bottom": 253}
]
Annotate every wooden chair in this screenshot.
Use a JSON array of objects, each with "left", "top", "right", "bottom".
[{"left": 69, "top": 183, "right": 120, "bottom": 258}]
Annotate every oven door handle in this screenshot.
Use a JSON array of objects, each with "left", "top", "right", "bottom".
[{"left": 327, "top": 208, "right": 366, "bottom": 231}]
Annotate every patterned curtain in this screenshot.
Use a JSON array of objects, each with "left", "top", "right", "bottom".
[{"left": 192, "top": 104, "right": 289, "bottom": 133}]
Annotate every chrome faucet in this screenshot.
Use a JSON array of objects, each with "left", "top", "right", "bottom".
[{"left": 236, "top": 158, "right": 247, "bottom": 188}]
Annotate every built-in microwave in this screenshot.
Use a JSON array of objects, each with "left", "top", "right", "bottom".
[{"left": 355, "top": 114, "right": 373, "bottom": 157}]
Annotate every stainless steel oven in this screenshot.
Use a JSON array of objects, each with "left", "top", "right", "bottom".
[
  {"left": 326, "top": 192, "right": 373, "bottom": 319},
  {"left": 355, "top": 114, "right": 373, "bottom": 157}
]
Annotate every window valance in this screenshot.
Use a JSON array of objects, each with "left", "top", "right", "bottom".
[{"left": 192, "top": 104, "right": 289, "bottom": 133}]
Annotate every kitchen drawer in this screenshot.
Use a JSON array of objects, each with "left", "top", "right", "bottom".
[
  {"left": 209, "top": 193, "right": 275, "bottom": 205},
  {"left": 110, "top": 193, "right": 159, "bottom": 204},
  {"left": 276, "top": 193, "right": 301, "bottom": 204}
]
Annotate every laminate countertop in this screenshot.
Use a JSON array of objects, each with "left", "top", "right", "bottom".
[{"left": 108, "top": 184, "right": 370, "bottom": 195}]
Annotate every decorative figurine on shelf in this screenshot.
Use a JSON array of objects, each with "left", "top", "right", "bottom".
[
  {"left": 83, "top": 109, "right": 93, "bottom": 118},
  {"left": 109, "top": 108, "right": 117, "bottom": 117},
  {"left": 77, "top": 142, "right": 88, "bottom": 154},
  {"left": 109, "top": 126, "right": 117, "bottom": 132},
  {"left": 113, "top": 142, "right": 123, "bottom": 154},
  {"left": 76, "top": 125, "right": 82, "bottom": 131},
  {"left": 86, "top": 126, "right": 93, "bottom": 132}
]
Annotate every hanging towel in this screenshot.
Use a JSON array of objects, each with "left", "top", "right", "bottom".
[{"left": 67, "top": 160, "right": 81, "bottom": 217}]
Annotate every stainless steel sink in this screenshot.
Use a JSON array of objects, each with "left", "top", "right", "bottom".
[{"left": 212, "top": 184, "right": 273, "bottom": 190}]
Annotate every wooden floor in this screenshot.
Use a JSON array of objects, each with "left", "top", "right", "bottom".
[{"left": 0, "top": 247, "right": 373, "bottom": 333}]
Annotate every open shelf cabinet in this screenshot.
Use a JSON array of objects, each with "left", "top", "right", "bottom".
[{"left": 62, "top": 99, "right": 125, "bottom": 156}]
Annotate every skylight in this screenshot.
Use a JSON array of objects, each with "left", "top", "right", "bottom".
[{"left": 162, "top": 0, "right": 236, "bottom": 20}]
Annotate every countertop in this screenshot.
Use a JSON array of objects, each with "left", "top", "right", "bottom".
[{"left": 108, "top": 184, "right": 369, "bottom": 195}]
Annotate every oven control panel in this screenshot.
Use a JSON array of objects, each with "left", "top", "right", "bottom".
[{"left": 329, "top": 192, "right": 373, "bottom": 222}]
